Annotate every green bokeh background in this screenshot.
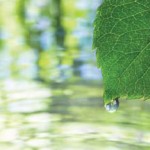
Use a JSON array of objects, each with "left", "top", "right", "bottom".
[{"left": 0, "top": 0, "right": 150, "bottom": 149}]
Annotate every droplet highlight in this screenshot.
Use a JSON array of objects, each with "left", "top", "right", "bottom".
[{"left": 105, "top": 98, "right": 119, "bottom": 113}]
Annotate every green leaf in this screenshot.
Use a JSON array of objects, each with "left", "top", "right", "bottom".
[{"left": 93, "top": 0, "right": 150, "bottom": 104}]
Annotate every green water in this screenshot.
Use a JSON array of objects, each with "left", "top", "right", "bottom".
[
  {"left": 0, "top": 79, "right": 150, "bottom": 150},
  {"left": 0, "top": 0, "right": 150, "bottom": 149}
]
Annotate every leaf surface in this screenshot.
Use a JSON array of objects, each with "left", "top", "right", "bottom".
[{"left": 93, "top": 0, "right": 150, "bottom": 103}]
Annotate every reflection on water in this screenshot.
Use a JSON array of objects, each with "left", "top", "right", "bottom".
[
  {"left": 0, "top": 0, "right": 150, "bottom": 150},
  {"left": 0, "top": 79, "right": 150, "bottom": 150}
]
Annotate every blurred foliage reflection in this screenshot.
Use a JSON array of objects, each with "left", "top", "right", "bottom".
[{"left": 0, "top": 0, "right": 150, "bottom": 150}]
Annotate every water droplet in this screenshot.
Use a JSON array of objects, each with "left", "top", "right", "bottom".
[{"left": 105, "top": 98, "right": 119, "bottom": 113}]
